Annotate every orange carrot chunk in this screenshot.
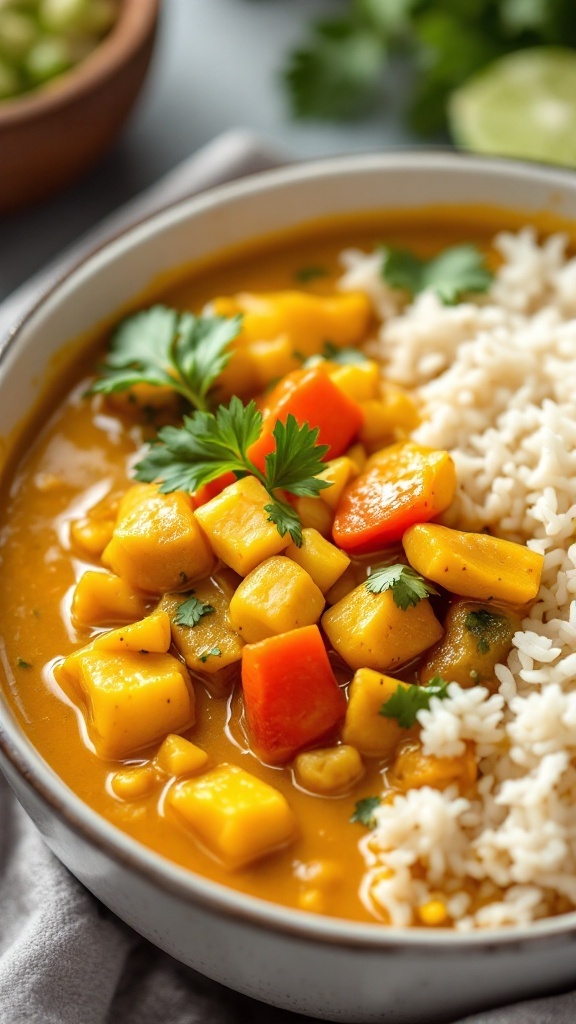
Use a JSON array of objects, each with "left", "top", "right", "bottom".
[
  {"left": 241, "top": 624, "right": 347, "bottom": 765},
  {"left": 248, "top": 365, "right": 363, "bottom": 471},
  {"left": 332, "top": 442, "right": 456, "bottom": 555}
]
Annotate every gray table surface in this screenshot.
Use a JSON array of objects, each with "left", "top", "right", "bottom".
[{"left": 0, "top": 0, "right": 424, "bottom": 303}]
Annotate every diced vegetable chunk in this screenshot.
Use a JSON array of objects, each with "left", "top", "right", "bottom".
[
  {"left": 342, "top": 668, "right": 413, "bottom": 758},
  {"left": 332, "top": 442, "right": 456, "bottom": 554},
  {"left": 241, "top": 625, "right": 346, "bottom": 764},
  {"left": 390, "top": 740, "right": 477, "bottom": 793},
  {"left": 71, "top": 570, "right": 150, "bottom": 627},
  {"left": 69, "top": 492, "right": 119, "bottom": 558},
  {"left": 248, "top": 365, "right": 364, "bottom": 471},
  {"left": 194, "top": 476, "right": 290, "bottom": 576},
  {"left": 327, "top": 360, "right": 381, "bottom": 401},
  {"left": 102, "top": 483, "right": 214, "bottom": 593},
  {"left": 155, "top": 734, "right": 209, "bottom": 777},
  {"left": 159, "top": 571, "right": 244, "bottom": 676},
  {"left": 294, "top": 744, "right": 364, "bottom": 794},
  {"left": 322, "top": 583, "right": 443, "bottom": 672},
  {"left": 285, "top": 528, "right": 350, "bottom": 593},
  {"left": 291, "top": 495, "right": 334, "bottom": 537},
  {"left": 229, "top": 556, "right": 325, "bottom": 644},
  {"left": 420, "top": 600, "right": 523, "bottom": 688},
  {"left": 55, "top": 648, "right": 195, "bottom": 760},
  {"left": 316, "top": 456, "right": 359, "bottom": 511},
  {"left": 403, "top": 523, "right": 544, "bottom": 604},
  {"left": 91, "top": 610, "right": 172, "bottom": 654},
  {"left": 168, "top": 763, "right": 297, "bottom": 868}
]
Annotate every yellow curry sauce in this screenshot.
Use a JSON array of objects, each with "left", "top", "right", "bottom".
[{"left": 0, "top": 211, "right": 559, "bottom": 924}]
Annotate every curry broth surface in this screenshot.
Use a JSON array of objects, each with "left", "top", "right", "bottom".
[{"left": 0, "top": 211, "right": 564, "bottom": 923}]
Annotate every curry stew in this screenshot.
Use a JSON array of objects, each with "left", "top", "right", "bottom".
[{"left": 0, "top": 218, "right": 543, "bottom": 925}]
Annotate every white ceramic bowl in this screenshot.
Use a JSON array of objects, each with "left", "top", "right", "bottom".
[{"left": 2, "top": 152, "right": 576, "bottom": 1024}]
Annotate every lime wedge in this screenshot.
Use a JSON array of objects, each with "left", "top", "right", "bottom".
[{"left": 449, "top": 47, "right": 576, "bottom": 168}]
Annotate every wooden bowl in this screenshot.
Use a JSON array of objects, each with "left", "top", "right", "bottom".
[{"left": 0, "top": 0, "right": 160, "bottom": 213}]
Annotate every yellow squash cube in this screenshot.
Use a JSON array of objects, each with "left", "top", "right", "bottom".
[
  {"left": 316, "top": 456, "right": 359, "bottom": 511},
  {"left": 102, "top": 483, "right": 214, "bottom": 594},
  {"left": 403, "top": 523, "right": 544, "bottom": 604},
  {"left": 285, "top": 528, "right": 350, "bottom": 593},
  {"left": 56, "top": 647, "right": 195, "bottom": 760},
  {"left": 291, "top": 495, "right": 333, "bottom": 537},
  {"left": 69, "top": 492, "right": 119, "bottom": 558},
  {"left": 158, "top": 570, "right": 244, "bottom": 675},
  {"left": 322, "top": 583, "right": 443, "bottom": 672},
  {"left": 155, "top": 734, "right": 209, "bottom": 777},
  {"left": 229, "top": 555, "right": 325, "bottom": 643},
  {"left": 92, "top": 610, "right": 172, "bottom": 654},
  {"left": 194, "top": 476, "right": 290, "bottom": 576},
  {"left": 327, "top": 360, "right": 381, "bottom": 402},
  {"left": 342, "top": 668, "right": 412, "bottom": 758},
  {"left": 390, "top": 740, "right": 477, "bottom": 794},
  {"left": 71, "top": 570, "right": 150, "bottom": 627},
  {"left": 168, "top": 763, "right": 297, "bottom": 868}
]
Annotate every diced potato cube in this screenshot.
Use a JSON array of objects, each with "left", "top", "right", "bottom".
[
  {"left": 324, "top": 563, "right": 363, "bottom": 606},
  {"left": 194, "top": 477, "right": 290, "bottom": 576},
  {"left": 285, "top": 528, "right": 350, "bottom": 593},
  {"left": 291, "top": 495, "right": 333, "bottom": 537},
  {"left": 168, "top": 763, "right": 297, "bottom": 868},
  {"left": 294, "top": 744, "right": 364, "bottom": 794},
  {"left": 420, "top": 599, "right": 523, "bottom": 689},
  {"left": 345, "top": 442, "right": 367, "bottom": 472},
  {"left": 69, "top": 493, "right": 119, "bottom": 558},
  {"left": 327, "top": 360, "right": 381, "bottom": 402},
  {"left": 403, "top": 523, "right": 544, "bottom": 604},
  {"left": 92, "top": 610, "right": 172, "bottom": 654},
  {"left": 342, "top": 668, "right": 412, "bottom": 758},
  {"left": 159, "top": 570, "right": 244, "bottom": 678},
  {"left": 390, "top": 740, "right": 477, "bottom": 793},
  {"left": 71, "top": 570, "right": 150, "bottom": 627},
  {"left": 56, "top": 648, "right": 195, "bottom": 760},
  {"left": 322, "top": 584, "right": 443, "bottom": 672},
  {"left": 229, "top": 556, "right": 325, "bottom": 643},
  {"left": 102, "top": 483, "right": 214, "bottom": 593},
  {"left": 359, "top": 386, "right": 420, "bottom": 453},
  {"left": 316, "top": 456, "right": 359, "bottom": 511},
  {"left": 155, "top": 734, "right": 209, "bottom": 776}
]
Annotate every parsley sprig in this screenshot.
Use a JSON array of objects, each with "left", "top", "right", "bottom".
[
  {"left": 89, "top": 305, "right": 242, "bottom": 412},
  {"left": 350, "top": 796, "right": 381, "bottom": 829},
  {"left": 135, "top": 397, "right": 331, "bottom": 546},
  {"left": 381, "top": 244, "right": 493, "bottom": 305},
  {"left": 173, "top": 594, "right": 215, "bottom": 628},
  {"left": 365, "top": 564, "right": 438, "bottom": 610},
  {"left": 380, "top": 677, "right": 450, "bottom": 729}
]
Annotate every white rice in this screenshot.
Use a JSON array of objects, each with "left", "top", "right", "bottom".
[{"left": 339, "top": 228, "right": 576, "bottom": 929}]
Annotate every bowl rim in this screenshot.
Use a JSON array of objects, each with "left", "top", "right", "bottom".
[
  {"left": 0, "top": 0, "right": 160, "bottom": 126},
  {"left": 3, "top": 147, "right": 576, "bottom": 952}
]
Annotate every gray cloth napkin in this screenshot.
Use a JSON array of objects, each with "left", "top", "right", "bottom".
[{"left": 0, "top": 130, "right": 574, "bottom": 1024}]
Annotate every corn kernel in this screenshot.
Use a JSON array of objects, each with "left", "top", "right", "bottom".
[{"left": 418, "top": 899, "right": 448, "bottom": 927}]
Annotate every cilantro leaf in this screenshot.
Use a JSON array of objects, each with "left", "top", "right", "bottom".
[
  {"left": 173, "top": 594, "right": 215, "bottom": 628},
  {"left": 135, "top": 399, "right": 330, "bottom": 546},
  {"left": 381, "top": 243, "right": 493, "bottom": 304},
  {"left": 284, "top": 18, "right": 385, "bottom": 120},
  {"left": 200, "top": 647, "right": 222, "bottom": 664},
  {"left": 365, "top": 564, "right": 438, "bottom": 610},
  {"left": 464, "top": 608, "right": 508, "bottom": 655},
  {"left": 89, "top": 305, "right": 241, "bottom": 412},
  {"left": 350, "top": 796, "right": 381, "bottom": 828},
  {"left": 294, "top": 265, "right": 328, "bottom": 283},
  {"left": 380, "top": 678, "right": 450, "bottom": 729},
  {"left": 321, "top": 341, "right": 368, "bottom": 365}
]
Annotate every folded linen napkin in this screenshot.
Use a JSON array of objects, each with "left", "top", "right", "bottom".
[{"left": 1, "top": 130, "right": 575, "bottom": 1024}]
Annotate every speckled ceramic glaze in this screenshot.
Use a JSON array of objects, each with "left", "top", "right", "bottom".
[{"left": 2, "top": 153, "right": 576, "bottom": 1024}]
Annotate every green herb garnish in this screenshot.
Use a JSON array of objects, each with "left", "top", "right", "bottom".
[
  {"left": 16, "top": 658, "right": 32, "bottom": 669},
  {"left": 350, "top": 796, "right": 381, "bottom": 828},
  {"left": 173, "top": 594, "right": 215, "bottom": 628},
  {"left": 381, "top": 244, "right": 493, "bottom": 305},
  {"left": 89, "top": 305, "right": 242, "bottom": 412},
  {"left": 134, "top": 398, "right": 331, "bottom": 546},
  {"left": 200, "top": 647, "right": 222, "bottom": 664},
  {"left": 464, "top": 608, "right": 507, "bottom": 655},
  {"left": 295, "top": 265, "right": 329, "bottom": 283},
  {"left": 365, "top": 563, "right": 438, "bottom": 610},
  {"left": 380, "top": 677, "right": 450, "bottom": 729}
]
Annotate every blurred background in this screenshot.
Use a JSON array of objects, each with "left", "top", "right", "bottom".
[{"left": 1, "top": 0, "right": 575, "bottom": 302}]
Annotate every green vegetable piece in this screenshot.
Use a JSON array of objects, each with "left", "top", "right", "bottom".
[
  {"left": 17, "top": 658, "right": 32, "bottom": 669},
  {"left": 365, "top": 563, "right": 438, "bottom": 610},
  {"left": 381, "top": 243, "right": 493, "bottom": 305},
  {"left": 380, "top": 677, "right": 450, "bottom": 729},
  {"left": 25, "top": 35, "right": 73, "bottom": 85},
  {"left": 350, "top": 795, "right": 381, "bottom": 828}
]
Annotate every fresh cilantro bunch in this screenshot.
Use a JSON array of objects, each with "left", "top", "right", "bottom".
[
  {"left": 89, "top": 305, "right": 242, "bottom": 412},
  {"left": 135, "top": 398, "right": 331, "bottom": 546},
  {"left": 282, "top": 0, "right": 576, "bottom": 135}
]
